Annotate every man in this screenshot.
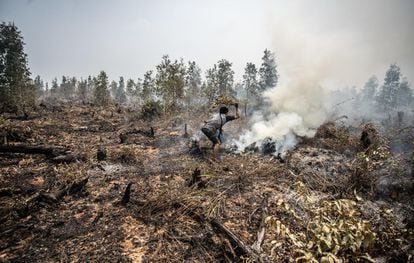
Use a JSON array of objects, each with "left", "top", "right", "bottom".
[{"left": 201, "top": 103, "right": 240, "bottom": 161}]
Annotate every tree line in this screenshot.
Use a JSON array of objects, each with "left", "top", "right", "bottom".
[
  {"left": 36, "top": 52, "right": 277, "bottom": 114},
  {"left": 331, "top": 63, "right": 413, "bottom": 120},
  {"left": 1, "top": 22, "right": 278, "bottom": 115},
  {"left": 1, "top": 22, "right": 413, "bottom": 119}
]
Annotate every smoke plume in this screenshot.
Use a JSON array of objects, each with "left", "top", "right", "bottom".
[
  {"left": 234, "top": 0, "right": 414, "bottom": 154},
  {"left": 235, "top": 75, "right": 330, "bottom": 153}
]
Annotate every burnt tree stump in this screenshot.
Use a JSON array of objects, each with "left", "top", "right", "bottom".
[
  {"left": 97, "top": 146, "right": 107, "bottom": 161},
  {"left": 121, "top": 182, "right": 132, "bottom": 206},
  {"left": 188, "top": 168, "right": 205, "bottom": 189}
]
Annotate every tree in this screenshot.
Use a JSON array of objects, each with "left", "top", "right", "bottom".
[
  {"left": 110, "top": 80, "right": 118, "bottom": 98},
  {"left": 115, "top": 76, "right": 126, "bottom": 104},
  {"left": 44, "top": 82, "right": 49, "bottom": 95},
  {"left": 34, "top": 75, "right": 44, "bottom": 97},
  {"left": 94, "top": 71, "right": 110, "bottom": 106},
  {"left": 377, "top": 63, "right": 401, "bottom": 110},
  {"left": 77, "top": 78, "right": 87, "bottom": 102},
  {"left": 184, "top": 61, "right": 202, "bottom": 108},
  {"left": 69, "top": 77, "right": 77, "bottom": 99},
  {"left": 59, "top": 76, "right": 76, "bottom": 99},
  {"left": 204, "top": 65, "right": 218, "bottom": 104},
  {"left": 51, "top": 78, "right": 59, "bottom": 96},
  {"left": 86, "top": 75, "right": 94, "bottom": 100},
  {"left": 216, "top": 59, "right": 235, "bottom": 98},
  {"left": 242, "top": 62, "right": 260, "bottom": 105},
  {"left": 155, "top": 55, "right": 186, "bottom": 113},
  {"left": 396, "top": 78, "right": 413, "bottom": 107},
  {"left": 126, "top": 78, "right": 135, "bottom": 98},
  {"left": 142, "top": 70, "right": 155, "bottom": 101},
  {"left": 259, "top": 49, "right": 278, "bottom": 91},
  {"left": 0, "top": 22, "right": 35, "bottom": 113},
  {"left": 358, "top": 75, "right": 378, "bottom": 111},
  {"left": 361, "top": 75, "right": 378, "bottom": 102}
]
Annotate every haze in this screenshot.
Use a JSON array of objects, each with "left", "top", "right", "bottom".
[{"left": 1, "top": 0, "right": 413, "bottom": 88}]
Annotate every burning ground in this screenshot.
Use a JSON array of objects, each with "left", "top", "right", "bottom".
[{"left": 0, "top": 103, "right": 413, "bottom": 262}]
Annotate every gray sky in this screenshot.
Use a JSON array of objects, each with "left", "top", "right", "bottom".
[{"left": 1, "top": 0, "right": 413, "bottom": 88}]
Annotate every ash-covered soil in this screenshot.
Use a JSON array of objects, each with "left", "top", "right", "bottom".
[{"left": 0, "top": 104, "right": 413, "bottom": 262}]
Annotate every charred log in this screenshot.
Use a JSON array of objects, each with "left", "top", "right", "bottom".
[
  {"left": 0, "top": 144, "right": 67, "bottom": 157},
  {"left": 120, "top": 127, "right": 155, "bottom": 141}
]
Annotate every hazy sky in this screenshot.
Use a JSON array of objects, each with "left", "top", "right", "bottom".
[{"left": 1, "top": 0, "right": 413, "bottom": 89}]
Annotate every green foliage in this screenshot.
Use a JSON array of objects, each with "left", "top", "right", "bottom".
[
  {"left": 50, "top": 78, "right": 59, "bottom": 96},
  {"left": 0, "top": 22, "right": 35, "bottom": 113},
  {"left": 377, "top": 63, "right": 401, "bottom": 110},
  {"left": 77, "top": 79, "right": 88, "bottom": 101},
  {"left": 216, "top": 59, "right": 235, "bottom": 98},
  {"left": 94, "top": 70, "right": 110, "bottom": 106},
  {"left": 155, "top": 55, "right": 186, "bottom": 113},
  {"left": 140, "top": 99, "right": 162, "bottom": 120},
  {"left": 204, "top": 66, "right": 219, "bottom": 104},
  {"left": 33, "top": 75, "right": 44, "bottom": 97},
  {"left": 396, "top": 78, "right": 412, "bottom": 107},
  {"left": 115, "top": 76, "right": 126, "bottom": 104},
  {"left": 184, "top": 61, "right": 202, "bottom": 109},
  {"left": 259, "top": 49, "right": 278, "bottom": 91},
  {"left": 242, "top": 62, "right": 261, "bottom": 106},
  {"left": 204, "top": 59, "right": 236, "bottom": 104},
  {"left": 361, "top": 75, "right": 378, "bottom": 102},
  {"left": 142, "top": 70, "right": 155, "bottom": 101}
]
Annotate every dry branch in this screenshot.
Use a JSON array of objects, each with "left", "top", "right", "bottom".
[
  {"left": 252, "top": 194, "right": 269, "bottom": 253},
  {"left": 0, "top": 144, "right": 67, "bottom": 157}
]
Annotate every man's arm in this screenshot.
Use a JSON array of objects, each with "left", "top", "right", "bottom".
[{"left": 225, "top": 103, "right": 241, "bottom": 122}]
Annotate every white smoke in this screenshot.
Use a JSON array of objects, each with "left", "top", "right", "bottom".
[
  {"left": 235, "top": 76, "right": 330, "bottom": 153},
  {"left": 234, "top": 0, "right": 414, "bottom": 154}
]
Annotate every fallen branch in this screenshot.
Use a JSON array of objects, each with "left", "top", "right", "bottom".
[
  {"left": 0, "top": 144, "right": 82, "bottom": 163},
  {"left": 172, "top": 202, "right": 254, "bottom": 259},
  {"left": 251, "top": 194, "right": 269, "bottom": 253},
  {"left": 210, "top": 218, "right": 253, "bottom": 257},
  {"left": 16, "top": 176, "right": 89, "bottom": 217},
  {"left": 0, "top": 144, "right": 67, "bottom": 157}
]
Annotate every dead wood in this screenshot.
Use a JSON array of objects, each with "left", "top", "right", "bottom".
[
  {"left": 252, "top": 194, "right": 269, "bottom": 253},
  {"left": 50, "top": 153, "right": 80, "bottom": 163},
  {"left": 0, "top": 144, "right": 67, "bottom": 157},
  {"left": 172, "top": 202, "right": 254, "bottom": 259},
  {"left": 97, "top": 146, "right": 107, "bottom": 161},
  {"left": 183, "top": 124, "right": 189, "bottom": 138},
  {"left": 68, "top": 177, "right": 89, "bottom": 195},
  {"left": 0, "top": 187, "right": 19, "bottom": 197},
  {"left": 0, "top": 144, "right": 82, "bottom": 163},
  {"left": 121, "top": 182, "right": 132, "bottom": 206},
  {"left": 16, "top": 176, "right": 89, "bottom": 218},
  {"left": 119, "top": 127, "right": 154, "bottom": 143},
  {"left": 210, "top": 218, "right": 253, "bottom": 257},
  {"left": 187, "top": 168, "right": 205, "bottom": 189}
]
